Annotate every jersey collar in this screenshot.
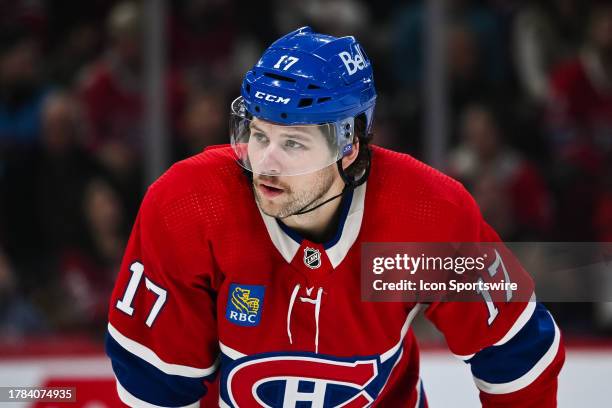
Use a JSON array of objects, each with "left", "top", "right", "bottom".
[{"left": 257, "top": 182, "right": 366, "bottom": 268}]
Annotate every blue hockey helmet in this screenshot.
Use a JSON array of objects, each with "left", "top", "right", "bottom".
[{"left": 230, "top": 26, "right": 377, "bottom": 176}]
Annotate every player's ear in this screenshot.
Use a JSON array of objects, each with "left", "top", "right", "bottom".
[{"left": 341, "top": 137, "right": 359, "bottom": 170}]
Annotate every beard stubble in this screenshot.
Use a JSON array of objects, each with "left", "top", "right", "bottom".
[{"left": 253, "top": 167, "right": 337, "bottom": 218}]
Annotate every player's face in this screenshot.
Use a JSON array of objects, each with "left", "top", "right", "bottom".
[
  {"left": 246, "top": 118, "right": 336, "bottom": 176},
  {"left": 249, "top": 119, "right": 339, "bottom": 218}
]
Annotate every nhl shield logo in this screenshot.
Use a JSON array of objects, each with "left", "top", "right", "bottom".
[{"left": 303, "top": 247, "right": 321, "bottom": 269}]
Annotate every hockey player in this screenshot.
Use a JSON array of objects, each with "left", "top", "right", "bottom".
[{"left": 106, "top": 27, "right": 564, "bottom": 407}]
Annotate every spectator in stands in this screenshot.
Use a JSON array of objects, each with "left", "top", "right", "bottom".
[
  {"left": 546, "top": 2, "right": 612, "bottom": 240},
  {"left": 79, "top": 2, "right": 152, "bottom": 178},
  {"left": 513, "top": 0, "right": 586, "bottom": 104},
  {"left": 547, "top": 2, "right": 612, "bottom": 154},
  {"left": 174, "top": 89, "right": 227, "bottom": 160},
  {"left": 48, "top": 23, "right": 103, "bottom": 87},
  {"left": 38, "top": 92, "right": 101, "bottom": 254},
  {"left": 445, "top": 21, "right": 495, "bottom": 111},
  {"left": 78, "top": 2, "right": 143, "bottom": 220},
  {"left": 78, "top": 1, "right": 184, "bottom": 216},
  {"left": 59, "top": 178, "right": 126, "bottom": 335},
  {"left": 0, "top": 91, "right": 106, "bottom": 333},
  {"left": 448, "top": 104, "right": 552, "bottom": 240},
  {"left": 169, "top": 0, "right": 238, "bottom": 72},
  {"left": 391, "top": 0, "right": 507, "bottom": 149},
  {"left": 0, "top": 27, "right": 48, "bottom": 148},
  {"left": 392, "top": 0, "right": 505, "bottom": 92},
  {"left": 77, "top": 1, "right": 144, "bottom": 176}
]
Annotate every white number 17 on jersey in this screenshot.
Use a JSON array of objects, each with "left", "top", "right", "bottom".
[{"left": 116, "top": 261, "right": 167, "bottom": 327}]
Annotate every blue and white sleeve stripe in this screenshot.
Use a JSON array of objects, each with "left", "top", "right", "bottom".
[
  {"left": 106, "top": 323, "right": 219, "bottom": 407},
  {"left": 466, "top": 302, "right": 561, "bottom": 394}
]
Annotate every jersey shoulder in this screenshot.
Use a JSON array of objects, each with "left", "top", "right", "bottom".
[
  {"left": 142, "top": 144, "right": 253, "bottom": 239},
  {"left": 148, "top": 144, "right": 245, "bottom": 201},
  {"left": 369, "top": 145, "right": 474, "bottom": 211}
]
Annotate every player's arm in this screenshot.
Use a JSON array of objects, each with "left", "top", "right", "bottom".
[
  {"left": 106, "top": 181, "right": 219, "bottom": 407},
  {"left": 425, "top": 192, "right": 565, "bottom": 408}
]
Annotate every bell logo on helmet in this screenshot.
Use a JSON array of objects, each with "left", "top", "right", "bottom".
[
  {"left": 254, "top": 91, "right": 291, "bottom": 105},
  {"left": 339, "top": 45, "right": 368, "bottom": 76}
]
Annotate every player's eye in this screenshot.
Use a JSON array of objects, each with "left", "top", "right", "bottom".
[
  {"left": 252, "top": 132, "right": 269, "bottom": 144},
  {"left": 284, "top": 139, "right": 306, "bottom": 150}
]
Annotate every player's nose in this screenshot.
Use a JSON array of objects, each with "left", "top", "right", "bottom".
[{"left": 256, "top": 143, "right": 284, "bottom": 175}]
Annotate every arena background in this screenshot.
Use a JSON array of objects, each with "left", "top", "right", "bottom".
[{"left": 0, "top": 0, "right": 611, "bottom": 406}]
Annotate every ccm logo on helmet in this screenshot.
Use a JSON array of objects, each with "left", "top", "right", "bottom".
[
  {"left": 254, "top": 91, "right": 291, "bottom": 104},
  {"left": 339, "top": 45, "right": 368, "bottom": 76}
]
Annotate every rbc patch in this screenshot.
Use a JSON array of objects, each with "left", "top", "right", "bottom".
[{"left": 226, "top": 284, "right": 265, "bottom": 327}]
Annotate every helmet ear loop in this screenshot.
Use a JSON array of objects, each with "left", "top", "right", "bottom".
[{"left": 337, "top": 138, "right": 371, "bottom": 189}]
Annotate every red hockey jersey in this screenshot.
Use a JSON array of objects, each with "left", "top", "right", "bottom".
[{"left": 106, "top": 145, "right": 564, "bottom": 407}]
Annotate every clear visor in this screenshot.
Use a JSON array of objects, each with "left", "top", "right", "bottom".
[{"left": 230, "top": 97, "right": 353, "bottom": 176}]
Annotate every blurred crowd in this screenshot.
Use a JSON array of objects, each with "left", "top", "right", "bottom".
[{"left": 1, "top": 0, "right": 612, "bottom": 341}]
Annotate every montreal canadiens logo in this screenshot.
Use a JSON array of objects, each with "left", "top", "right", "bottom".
[
  {"left": 304, "top": 247, "right": 321, "bottom": 269},
  {"left": 225, "top": 355, "right": 380, "bottom": 407}
]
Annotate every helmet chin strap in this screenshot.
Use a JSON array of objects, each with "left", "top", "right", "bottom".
[
  {"left": 281, "top": 146, "right": 371, "bottom": 217},
  {"left": 286, "top": 184, "right": 349, "bottom": 217}
]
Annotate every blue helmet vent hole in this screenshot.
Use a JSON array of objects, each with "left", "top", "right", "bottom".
[
  {"left": 317, "top": 97, "right": 331, "bottom": 104},
  {"left": 298, "top": 98, "right": 313, "bottom": 108},
  {"left": 307, "top": 84, "right": 321, "bottom": 89},
  {"left": 280, "top": 113, "right": 288, "bottom": 119},
  {"left": 264, "top": 73, "right": 296, "bottom": 83}
]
